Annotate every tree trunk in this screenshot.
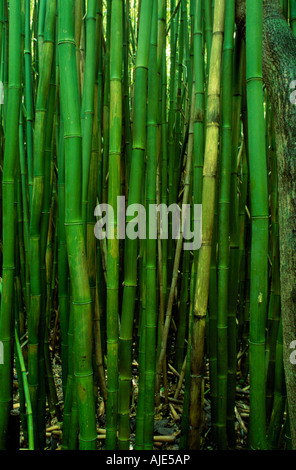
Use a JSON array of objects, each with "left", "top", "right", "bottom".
[{"left": 236, "top": 0, "right": 296, "bottom": 449}]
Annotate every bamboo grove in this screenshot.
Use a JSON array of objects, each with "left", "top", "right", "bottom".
[{"left": 0, "top": 0, "right": 292, "bottom": 451}]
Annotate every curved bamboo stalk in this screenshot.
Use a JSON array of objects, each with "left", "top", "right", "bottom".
[{"left": 15, "top": 327, "right": 34, "bottom": 450}]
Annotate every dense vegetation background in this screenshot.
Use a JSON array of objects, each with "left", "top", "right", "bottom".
[{"left": 0, "top": 0, "right": 295, "bottom": 452}]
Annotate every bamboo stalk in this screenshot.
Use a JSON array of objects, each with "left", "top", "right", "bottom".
[
  {"left": 106, "top": 0, "right": 123, "bottom": 451},
  {"left": 188, "top": 0, "right": 225, "bottom": 450},
  {"left": 0, "top": 0, "right": 21, "bottom": 449},
  {"left": 28, "top": 0, "right": 56, "bottom": 447},
  {"left": 58, "top": 0, "right": 97, "bottom": 450},
  {"left": 15, "top": 328, "right": 34, "bottom": 450},
  {"left": 246, "top": 0, "right": 269, "bottom": 450},
  {"left": 118, "top": 0, "right": 153, "bottom": 450},
  {"left": 155, "top": 82, "right": 195, "bottom": 406},
  {"left": 216, "top": 0, "right": 235, "bottom": 449},
  {"left": 143, "top": 0, "right": 158, "bottom": 449}
]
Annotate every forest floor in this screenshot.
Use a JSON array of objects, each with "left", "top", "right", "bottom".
[{"left": 13, "top": 331, "right": 250, "bottom": 451}]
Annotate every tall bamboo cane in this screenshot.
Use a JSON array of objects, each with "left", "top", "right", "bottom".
[
  {"left": 246, "top": 0, "right": 269, "bottom": 450},
  {"left": 0, "top": 0, "right": 21, "bottom": 449},
  {"left": 106, "top": 0, "right": 123, "bottom": 451},
  {"left": 81, "top": 0, "right": 97, "bottom": 231},
  {"left": 118, "top": 0, "right": 153, "bottom": 450},
  {"left": 143, "top": 0, "right": 158, "bottom": 450},
  {"left": 216, "top": 0, "right": 235, "bottom": 449},
  {"left": 58, "top": 0, "right": 97, "bottom": 450},
  {"left": 188, "top": 0, "right": 225, "bottom": 450},
  {"left": 28, "top": 0, "right": 56, "bottom": 446}
]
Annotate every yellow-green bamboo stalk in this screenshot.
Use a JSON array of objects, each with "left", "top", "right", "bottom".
[{"left": 188, "top": 0, "right": 225, "bottom": 450}]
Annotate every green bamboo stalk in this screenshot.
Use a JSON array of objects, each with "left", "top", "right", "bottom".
[
  {"left": 0, "top": 0, "right": 3, "bottom": 61},
  {"left": 15, "top": 327, "right": 34, "bottom": 450},
  {"left": 134, "top": 219, "right": 148, "bottom": 449},
  {"left": 246, "top": 0, "right": 269, "bottom": 450},
  {"left": 32, "top": 0, "right": 38, "bottom": 87},
  {"left": 24, "top": 0, "right": 33, "bottom": 206},
  {"left": 19, "top": 109, "right": 30, "bottom": 309},
  {"left": 86, "top": 135, "right": 99, "bottom": 394},
  {"left": 14, "top": 301, "right": 27, "bottom": 444},
  {"left": 160, "top": 0, "right": 176, "bottom": 318},
  {"left": 58, "top": 0, "right": 97, "bottom": 450},
  {"left": 239, "top": 61, "right": 251, "bottom": 386},
  {"left": 102, "top": 0, "right": 111, "bottom": 205},
  {"left": 0, "top": 0, "right": 21, "bottom": 449},
  {"left": 123, "top": 0, "right": 132, "bottom": 191},
  {"left": 155, "top": 82, "right": 195, "bottom": 408},
  {"left": 181, "top": 0, "right": 192, "bottom": 98},
  {"left": 167, "top": 0, "right": 179, "bottom": 282},
  {"left": 143, "top": 0, "right": 158, "bottom": 449},
  {"left": 193, "top": 0, "right": 204, "bottom": 217},
  {"left": 157, "top": 0, "right": 166, "bottom": 73},
  {"left": 94, "top": 0, "right": 106, "bottom": 405},
  {"left": 118, "top": 0, "right": 153, "bottom": 450},
  {"left": 227, "top": 26, "right": 244, "bottom": 450},
  {"left": 188, "top": 0, "right": 225, "bottom": 450},
  {"left": 204, "top": 0, "right": 212, "bottom": 76},
  {"left": 87, "top": 10, "right": 105, "bottom": 403},
  {"left": 74, "top": 0, "right": 83, "bottom": 99},
  {"left": 81, "top": 0, "right": 97, "bottom": 231},
  {"left": 105, "top": 0, "right": 123, "bottom": 451},
  {"left": 194, "top": 0, "right": 215, "bottom": 440},
  {"left": 290, "top": 0, "right": 296, "bottom": 33},
  {"left": 175, "top": 249, "right": 190, "bottom": 373},
  {"left": 57, "top": 115, "right": 69, "bottom": 400},
  {"left": 156, "top": 51, "right": 168, "bottom": 368},
  {"left": 235, "top": 35, "right": 246, "bottom": 354},
  {"left": 179, "top": 262, "right": 195, "bottom": 449},
  {"left": 39, "top": 56, "right": 57, "bottom": 437},
  {"left": 2, "top": 1, "right": 8, "bottom": 131},
  {"left": 62, "top": 299, "right": 79, "bottom": 450},
  {"left": 28, "top": 0, "right": 56, "bottom": 447},
  {"left": 37, "top": 0, "right": 46, "bottom": 65},
  {"left": 216, "top": 0, "right": 234, "bottom": 449},
  {"left": 281, "top": 0, "right": 289, "bottom": 18}
]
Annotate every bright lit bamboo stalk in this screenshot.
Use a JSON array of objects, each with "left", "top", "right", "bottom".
[
  {"left": 188, "top": 0, "right": 225, "bottom": 450},
  {"left": 106, "top": 0, "right": 123, "bottom": 450}
]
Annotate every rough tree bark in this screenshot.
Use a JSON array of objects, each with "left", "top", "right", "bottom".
[{"left": 236, "top": 0, "right": 296, "bottom": 449}]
